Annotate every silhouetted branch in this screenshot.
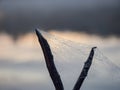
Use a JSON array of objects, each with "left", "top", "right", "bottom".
[
  {"left": 73, "top": 47, "right": 97, "bottom": 90},
  {"left": 35, "top": 29, "right": 64, "bottom": 90}
]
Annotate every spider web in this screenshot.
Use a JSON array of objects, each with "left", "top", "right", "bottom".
[{"left": 38, "top": 30, "right": 120, "bottom": 90}]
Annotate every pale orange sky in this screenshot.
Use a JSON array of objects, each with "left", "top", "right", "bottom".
[{"left": 0, "top": 30, "right": 120, "bottom": 64}]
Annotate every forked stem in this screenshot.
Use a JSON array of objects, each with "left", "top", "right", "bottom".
[{"left": 36, "top": 29, "right": 96, "bottom": 90}]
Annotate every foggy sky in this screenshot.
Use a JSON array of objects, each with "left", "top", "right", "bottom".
[{"left": 0, "top": 0, "right": 120, "bottom": 37}]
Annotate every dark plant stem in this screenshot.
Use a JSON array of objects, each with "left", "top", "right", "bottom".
[
  {"left": 73, "top": 47, "right": 96, "bottom": 90},
  {"left": 35, "top": 29, "right": 64, "bottom": 90}
]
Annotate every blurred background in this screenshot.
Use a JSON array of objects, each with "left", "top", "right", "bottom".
[
  {"left": 0, "top": 0, "right": 120, "bottom": 90},
  {"left": 0, "top": 0, "right": 120, "bottom": 37}
]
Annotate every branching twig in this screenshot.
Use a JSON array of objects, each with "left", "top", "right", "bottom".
[
  {"left": 36, "top": 29, "right": 96, "bottom": 90},
  {"left": 73, "top": 47, "right": 97, "bottom": 90},
  {"left": 35, "top": 29, "right": 64, "bottom": 90}
]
